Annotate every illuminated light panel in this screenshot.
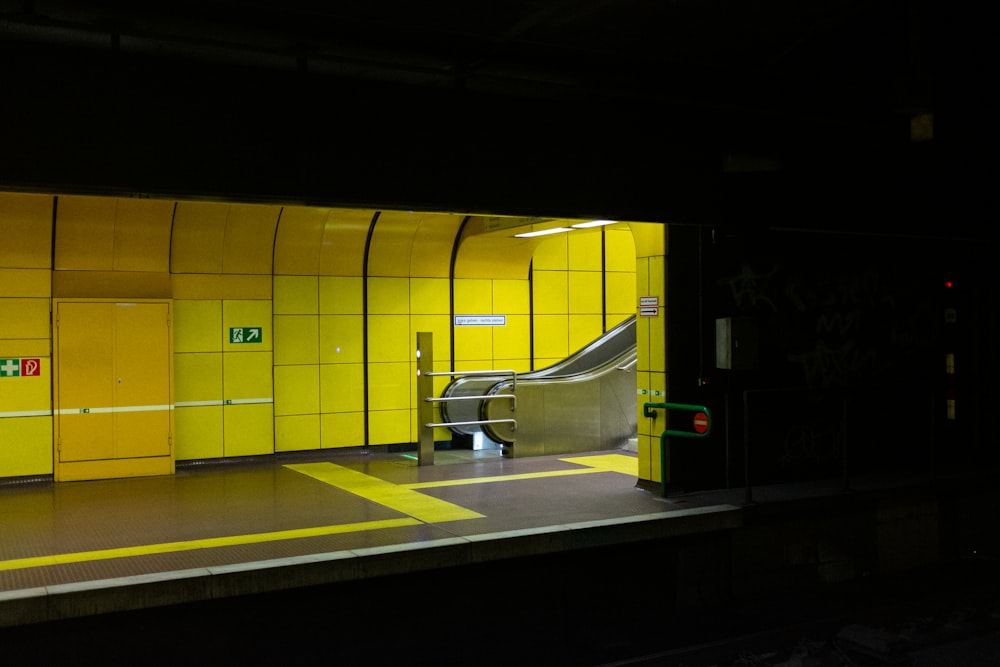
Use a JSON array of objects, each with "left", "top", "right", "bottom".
[
  {"left": 570, "top": 219, "right": 617, "bottom": 229},
  {"left": 513, "top": 227, "right": 573, "bottom": 238}
]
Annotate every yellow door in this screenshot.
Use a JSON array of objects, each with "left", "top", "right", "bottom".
[
  {"left": 55, "top": 300, "right": 174, "bottom": 481},
  {"left": 55, "top": 302, "right": 116, "bottom": 462}
]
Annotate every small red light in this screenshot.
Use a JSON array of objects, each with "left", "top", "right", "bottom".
[{"left": 945, "top": 281, "right": 953, "bottom": 289}]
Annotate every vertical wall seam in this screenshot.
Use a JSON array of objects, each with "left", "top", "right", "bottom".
[
  {"left": 167, "top": 201, "right": 178, "bottom": 277},
  {"left": 528, "top": 258, "right": 534, "bottom": 371},
  {"left": 448, "top": 216, "right": 472, "bottom": 373},
  {"left": 602, "top": 227, "right": 608, "bottom": 333},
  {"left": 361, "top": 211, "right": 380, "bottom": 450}
]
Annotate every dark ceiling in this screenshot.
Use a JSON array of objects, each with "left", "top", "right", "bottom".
[{"left": 0, "top": 1, "right": 994, "bottom": 238}]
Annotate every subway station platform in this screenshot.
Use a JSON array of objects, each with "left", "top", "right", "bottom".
[
  {"left": 0, "top": 446, "right": 744, "bottom": 629},
  {"left": 2, "top": 445, "right": 1000, "bottom": 665}
]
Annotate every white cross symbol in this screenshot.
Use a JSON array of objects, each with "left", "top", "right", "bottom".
[{"left": 0, "top": 359, "right": 19, "bottom": 377}]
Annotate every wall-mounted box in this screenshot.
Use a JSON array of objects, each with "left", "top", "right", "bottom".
[{"left": 716, "top": 316, "right": 758, "bottom": 371}]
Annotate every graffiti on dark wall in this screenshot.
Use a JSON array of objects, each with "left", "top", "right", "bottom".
[{"left": 716, "top": 242, "right": 934, "bottom": 390}]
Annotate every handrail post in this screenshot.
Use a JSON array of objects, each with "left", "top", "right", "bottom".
[{"left": 416, "top": 332, "right": 435, "bottom": 465}]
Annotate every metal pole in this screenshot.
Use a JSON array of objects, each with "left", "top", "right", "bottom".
[{"left": 416, "top": 332, "right": 434, "bottom": 466}]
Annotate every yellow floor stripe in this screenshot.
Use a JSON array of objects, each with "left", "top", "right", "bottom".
[
  {"left": 0, "top": 518, "right": 419, "bottom": 573},
  {"left": 285, "top": 462, "right": 485, "bottom": 522},
  {"left": 561, "top": 454, "right": 638, "bottom": 476},
  {"left": 405, "top": 467, "right": 600, "bottom": 489},
  {"left": 405, "top": 453, "right": 638, "bottom": 489}
]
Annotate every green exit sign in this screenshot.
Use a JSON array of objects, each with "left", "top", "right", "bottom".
[{"left": 230, "top": 327, "right": 262, "bottom": 344}]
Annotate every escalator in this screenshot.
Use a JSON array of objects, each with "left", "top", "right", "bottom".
[{"left": 440, "top": 316, "right": 637, "bottom": 457}]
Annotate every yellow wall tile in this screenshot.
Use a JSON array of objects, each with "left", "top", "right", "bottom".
[
  {"left": 367, "top": 277, "right": 409, "bottom": 315},
  {"left": 53, "top": 195, "right": 116, "bottom": 270},
  {"left": 605, "top": 272, "right": 637, "bottom": 316},
  {"left": 532, "top": 271, "right": 568, "bottom": 314},
  {"left": 174, "top": 352, "right": 223, "bottom": 403},
  {"left": 275, "top": 414, "right": 321, "bottom": 452},
  {"left": 222, "top": 351, "right": 273, "bottom": 400},
  {"left": 112, "top": 198, "right": 174, "bottom": 273},
  {"left": 367, "top": 314, "right": 409, "bottom": 363},
  {"left": 321, "top": 412, "right": 365, "bottom": 448},
  {"left": 318, "top": 209, "right": 371, "bottom": 277},
  {"left": 320, "top": 364, "right": 365, "bottom": 413},
  {"left": 367, "top": 212, "right": 418, "bottom": 278},
  {"left": 367, "top": 408, "right": 410, "bottom": 445},
  {"left": 171, "top": 201, "right": 227, "bottom": 274},
  {"left": 0, "top": 298, "right": 50, "bottom": 340},
  {"left": 319, "top": 315, "right": 364, "bottom": 364},
  {"left": 532, "top": 234, "right": 568, "bottom": 270},
  {"left": 568, "top": 230, "right": 602, "bottom": 271},
  {"left": 454, "top": 325, "right": 493, "bottom": 362},
  {"left": 0, "top": 192, "right": 53, "bottom": 269},
  {"left": 533, "top": 314, "right": 569, "bottom": 360},
  {"left": 222, "top": 204, "right": 280, "bottom": 275},
  {"left": 568, "top": 271, "right": 602, "bottom": 314},
  {"left": 410, "top": 278, "right": 449, "bottom": 314},
  {"left": 273, "top": 206, "right": 325, "bottom": 276},
  {"left": 0, "top": 417, "right": 53, "bottom": 476},
  {"left": 172, "top": 274, "right": 271, "bottom": 300},
  {"left": 0, "top": 269, "right": 51, "bottom": 297},
  {"left": 631, "top": 222, "right": 665, "bottom": 258},
  {"left": 0, "top": 341, "right": 49, "bottom": 357},
  {"left": 568, "top": 314, "right": 604, "bottom": 353},
  {"left": 319, "top": 276, "right": 364, "bottom": 314},
  {"left": 493, "top": 314, "right": 529, "bottom": 360},
  {"left": 223, "top": 403, "right": 274, "bottom": 456},
  {"left": 453, "top": 278, "right": 492, "bottom": 313},
  {"left": 274, "top": 275, "right": 319, "bottom": 314},
  {"left": 367, "top": 362, "right": 410, "bottom": 411},
  {"left": 174, "top": 406, "right": 224, "bottom": 461},
  {"left": 173, "top": 300, "right": 222, "bottom": 353},
  {"left": 273, "top": 315, "right": 319, "bottom": 365},
  {"left": 274, "top": 364, "right": 320, "bottom": 416},
  {"left": 492, "top": 279, "right": 530, "bottom": 314},
  {"left": 605, "top": 228, "right": 636, "bottom": 272},
  {"left": 0, "top": 357, "right": 50, "bottom": 412}
]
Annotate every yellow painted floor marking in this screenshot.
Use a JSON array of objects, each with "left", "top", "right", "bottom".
[
  {"left": 285, "top": 462, "right": 485, "bottom": 522},
  {"left": 561, "top": 454, "right": 638, "bottom": 476},
  {"left": 404, "top": 453, "right": 638, "bottom": 489},
  {"left": 0, "top": 518, "right": 419, "bottom": 573},
  {"left": 405, "top": 467, "right": 600, "bottom": 489}
]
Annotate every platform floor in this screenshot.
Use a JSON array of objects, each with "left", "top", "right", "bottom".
[
  {"left": 2, "top": 445, "right": 1000, "bottom": 665},
  {"left": 1, "top": 445, "right": 749, "bottom": 628}
]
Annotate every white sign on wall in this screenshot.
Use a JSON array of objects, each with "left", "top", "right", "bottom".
[{"left": 455, "top": 315, "right": 507, "bottom": 326}]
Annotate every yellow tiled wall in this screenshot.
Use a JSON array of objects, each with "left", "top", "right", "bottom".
[
  {"left": 0, "top": 191, "right": 645, "bottom": 479},
  {"left": 632, "top": 223, "right": 667, "bottom": 483},
  {"left": 0, "top": 193, "right": 53, "bottom": 477}
]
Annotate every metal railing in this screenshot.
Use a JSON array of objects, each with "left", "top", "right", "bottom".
[
  {"left": 421, "top": 369, "right": 518, "bottom": 457},
  {"left": 643, "top": 401, "right": 713, "bottom": 497}
]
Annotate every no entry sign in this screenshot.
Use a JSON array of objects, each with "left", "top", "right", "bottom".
[{"left": 692, "top": 411, "right": 709, "bottom": 434}]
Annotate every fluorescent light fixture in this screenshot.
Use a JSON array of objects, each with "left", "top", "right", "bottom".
[
  {"left": 571, "top": 219, "right": 617, "bottom": 229},
  {"left": 514, "top": 227, "right": 573, "bottom": 238}
]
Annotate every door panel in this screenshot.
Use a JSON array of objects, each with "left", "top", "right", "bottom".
[
  {"left": 114, "top": 303, "right": 171, "bottom": 458},
  {"left": 55, "top": 299, "right": 174, "bottom": 480},
  {"left": 57, "top": 302, "right": 116, "bottom": 462}
]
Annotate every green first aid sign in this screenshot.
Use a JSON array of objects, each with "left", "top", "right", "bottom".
[
  {"left": 0, "top": 358, "right": 41, "bottom": 377},
  {"left": 230, "top": 327, "right": 262, "bottom": 344}
]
